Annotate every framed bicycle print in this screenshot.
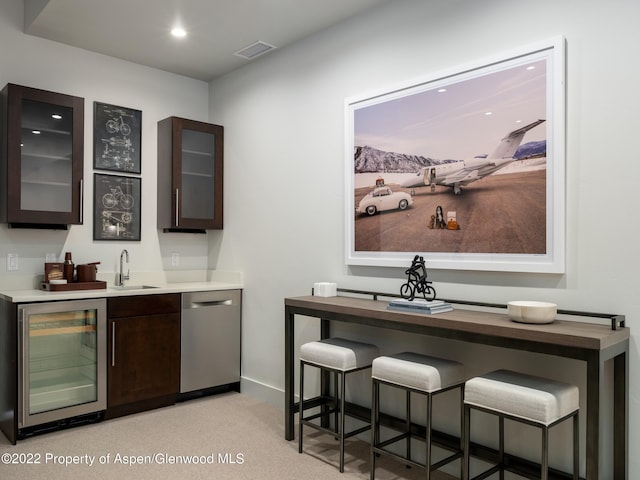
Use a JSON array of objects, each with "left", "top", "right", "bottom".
[
  {"left": 93, "top": 173, "right": 141, "bottom": 241},
  {"left": 93, "top": 101, "right": 142, "bottom": 173}
]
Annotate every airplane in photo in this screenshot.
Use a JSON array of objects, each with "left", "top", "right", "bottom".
[{"left": 399, "top": 119, "right": 546, "bottom": 195}]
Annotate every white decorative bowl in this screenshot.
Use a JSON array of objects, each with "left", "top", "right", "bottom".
[{"left": 507, "top": 301, "right": 557, "bottom": 324}]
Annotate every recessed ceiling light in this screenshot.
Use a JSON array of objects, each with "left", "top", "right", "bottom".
[
  {"left": 526, "top": 65, "right": 536, "bottom": 70},
  {"left": 32, "top": 130, "right": 41, "bottom": 134},
  {"left": 51, "top": 114, "right": 62, "bottom": 120},
  {"left": 437, "top": 88, "right": 447, "bottom": 93},
  {"left": 171, "top": 27, "right": 187, "bottom": 38},
  {"left": 484, "top": 112, "right": 493, "bottom": 116}
]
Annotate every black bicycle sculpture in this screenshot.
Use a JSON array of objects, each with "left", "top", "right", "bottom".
[{"left": 400, "top": 255, "right": 436, "bottom": 301}]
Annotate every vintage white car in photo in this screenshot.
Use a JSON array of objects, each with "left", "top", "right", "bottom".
[{"left": 356, "top": 185, "right": 413, "bottom": 216}]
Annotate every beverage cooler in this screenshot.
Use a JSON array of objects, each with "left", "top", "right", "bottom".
[{"left": 18, "top": 299, "right": 106, "bottom": 431}]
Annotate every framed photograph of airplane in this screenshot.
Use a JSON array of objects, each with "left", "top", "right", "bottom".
[{"left": 345, "top": 37, "right": 565, "bottom": 273}]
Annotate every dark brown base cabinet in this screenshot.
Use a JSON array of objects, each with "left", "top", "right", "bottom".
[{"left": 106, "top": 294, "right": 180, "bottom": 419}]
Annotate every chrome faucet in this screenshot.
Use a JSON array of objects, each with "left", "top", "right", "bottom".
[{"left": 116, "top": 249, "right": 130, "bottom": 286}]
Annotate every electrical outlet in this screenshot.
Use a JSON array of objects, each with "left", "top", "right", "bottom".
[
  {"left": 171, "top": 252, "right": 180, "bottom": 267},
  {"left": 46, "top": 252, "right": 57, "bottom": 262},
  {"left": 7, "top": 253, "right": 18, "bottom": 271}
]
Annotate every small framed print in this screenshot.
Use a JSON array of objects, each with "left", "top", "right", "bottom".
[
  {"left": 93, "top": 174, "right": 141, "bottom": 241},
  {"left": 93, "top": 102, "right": 142, "bottom": 173}
]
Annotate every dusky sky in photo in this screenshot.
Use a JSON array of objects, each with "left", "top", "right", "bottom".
[{"left": 353, "top": 57, "right": 547, "bottom": 161}]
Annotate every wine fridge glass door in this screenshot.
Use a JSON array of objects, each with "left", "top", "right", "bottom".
[{"left": 18, "top": 298, "right": 106, "bottom": 429}]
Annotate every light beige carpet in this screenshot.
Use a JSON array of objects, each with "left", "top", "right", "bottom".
[{"left": 0, "top": 392, "right": 455, "bottom": 479}]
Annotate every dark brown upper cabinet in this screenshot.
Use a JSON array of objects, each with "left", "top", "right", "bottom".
[
  {"left": 157, "top": 117, "right": 223, "bottom": 233},
  {"left": 1, "top": 84, "right": 84, "bottom": 229}
]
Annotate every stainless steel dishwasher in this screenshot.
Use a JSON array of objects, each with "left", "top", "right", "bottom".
[{"left": 180, "top": 290, "right": 241, "bottom": 395}]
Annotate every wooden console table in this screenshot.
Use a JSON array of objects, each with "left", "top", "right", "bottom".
[{"left": 284, "top": 293, "right": 629, "bottom": 480}]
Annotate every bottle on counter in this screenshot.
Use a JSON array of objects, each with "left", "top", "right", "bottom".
[{"left": 63, "top": 252, "right": 75, "bottom": 283}]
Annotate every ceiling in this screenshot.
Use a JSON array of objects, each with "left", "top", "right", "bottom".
[{"left": 24, "top": 0, "right": 391, "bottom": 82}]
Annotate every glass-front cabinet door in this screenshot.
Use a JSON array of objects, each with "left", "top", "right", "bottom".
[
  {"left": 1, "top": 83, "right": 84, "bottom": 227},
  {"left": 18, "top": 299, "right": 106, "bottom": 429},
  {"left": 181, "top": 128, "right": 216, "bottom": 221},
  {"left": 157, "top": 116, "right": 223, "bottom": 232}
]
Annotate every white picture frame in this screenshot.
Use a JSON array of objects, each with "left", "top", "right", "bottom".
[{"left": 345, "top": 37, "right": 565, "bottom": 273}]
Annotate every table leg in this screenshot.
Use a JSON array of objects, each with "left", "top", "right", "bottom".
[
  {"left": 285, "top": 308, "right": 295, "bottom": 440},
  {"left": 613, "top": 351, "right": 628, "bottom": 479},
  {"left": 320, "top": 318, "right": 331, "bottom": 428},
  {"left": 320, "top": 318, "right": 331, "bottom": 396},
  {"left": 585, "top": 354, "right": 600, "bottom": 479}
]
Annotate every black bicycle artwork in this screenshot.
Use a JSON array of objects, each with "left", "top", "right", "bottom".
[
  {"left": 93, "top": 102, "right": 142, "bottom": 173},
  {"left": 93, "top": 173, "right": 141, "bottom": 241},
  {"left": 400, "top": 255, "right": 436, "bottom": 301}
]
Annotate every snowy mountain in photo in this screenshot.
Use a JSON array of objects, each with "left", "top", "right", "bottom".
[
  {"left": 353, "top": 141, "right": 546, "bottom": 173},
  {"left": 514, "top": 140, "right": 546, "bottom": 159}
]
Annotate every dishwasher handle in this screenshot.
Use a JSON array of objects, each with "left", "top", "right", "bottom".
[
  {"left": 187, "top": 299, "right": 233, "bottom": 308},
  {"left": 182, "top": 290, "right": 241, "bottom": 310}
]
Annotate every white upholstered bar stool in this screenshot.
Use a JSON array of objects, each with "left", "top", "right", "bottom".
[
  {"left": 299, "top": 337, "right": 379, "bottom": 473},
  {"left": 463, "top": 369, "right": 579, "bottom": 480},
  {"left": 370, "top": 352, "right": 465, "bottom": 480}
]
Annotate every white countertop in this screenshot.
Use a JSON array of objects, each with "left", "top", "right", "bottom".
[{"left": 0, "top": 281, "right": 243, "bottom": 303}]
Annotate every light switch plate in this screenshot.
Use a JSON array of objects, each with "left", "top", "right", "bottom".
[
  {"left": 7, "top": 253, "right": 18, "bottom": 271},
  {"left": 171, "top": 252, "right": 179, "bottom": 267}
]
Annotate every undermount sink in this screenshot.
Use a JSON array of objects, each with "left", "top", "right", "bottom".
[{"left": 112, "top": 285, "right": 159, "bottom": 290}]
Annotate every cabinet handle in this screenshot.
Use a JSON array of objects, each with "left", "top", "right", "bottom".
[
  {"left": 79, "top": 179, "right": 84, "bottom": 223},
  {"left": 175, "top": 188, "right": 179, "bottom": 227},
  {"left": 18, "top": 309, "right": 26, "bottom": 427},
  {"left": 111, "top": 321, "right": 116, "bottom": 367}
]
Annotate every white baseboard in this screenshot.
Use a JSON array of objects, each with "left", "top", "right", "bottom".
[{"left": 240, "top": 376, "right": 287, "bottom": 410}]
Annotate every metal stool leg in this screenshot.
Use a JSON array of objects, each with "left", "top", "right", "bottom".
[
  {"left": 459, "top": 386, "right": 465, "bottom": 479},
  {"left": 406, "top": 389, "right": 411, "bottom": 462},
  {"left": 339, "top": 370, "right": 346, "bottom": 472},
  {"left": 541, "top": 425, "right": 549, "bottom": 480},
  {"left": 499, "top": 416, "right": 504, "bottom": 480},
  {"left": 463, "top": 404, "right": 470, "bottom": 480},
  {"left": 334, "top": 370, "right": 339, "bottom": 435},
  {"left": 425, "top": 393, "right": 433, "bottom": 480},
  {"left": 298, "top": 361, "right": 304, "bottom": 454},
  {"left": 371, "top": 379, "right": 379, "bottom": 480},
  {"left": 573, "top": 411, "right": 579, "bottom": 480}
]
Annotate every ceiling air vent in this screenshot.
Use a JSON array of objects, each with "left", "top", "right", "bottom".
[{"left": 234, "top": 41, "right": 277, "bottom": 60}]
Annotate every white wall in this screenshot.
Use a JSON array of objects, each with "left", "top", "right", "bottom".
[
  {"left": 209, "top": 0, "right": 640, "bottom": 476},
  {"left": 0, "top": 0, "right": 212, "bottom": 288},
  {"left": 1, "top": 0, "right": 638, "bottom": 475}
]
